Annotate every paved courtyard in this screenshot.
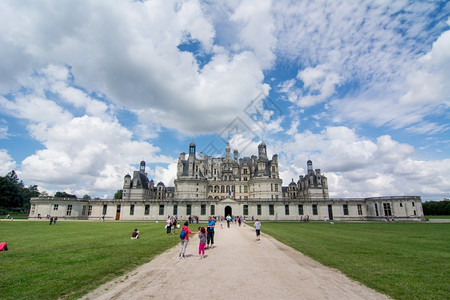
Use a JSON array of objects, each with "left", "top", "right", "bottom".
[{"left": 81, "top": 222, "right": 391, "bottom": 300}]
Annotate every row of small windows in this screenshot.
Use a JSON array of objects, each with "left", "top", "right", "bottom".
[
  {"left": 209, "top": 184, "right": 279, "bottom": 193},
  {"left": 50, "top": 202, "right": 417, "bottom": 217}
]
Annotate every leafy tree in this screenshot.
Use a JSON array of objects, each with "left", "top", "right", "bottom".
[
  {"left": 54, "top": 191, "right": 77, "bottom": 198},
  {"left": 6, "top": 170, "right": 20, "bottom": 185},
  {"left": 82, "top": 194, "right": 91, "bottom": 200},
  {"left": 21, "top": 185, "right": 40, "bottom": 209},
  {"left": 114, "top": 189, "right": 123, "bottom": 199},
  {"left": 423, "top": 199, "right": 450, "bottom": 215},
  {"left": 0, "top": 176, "right": 21, "bottom": 208}
]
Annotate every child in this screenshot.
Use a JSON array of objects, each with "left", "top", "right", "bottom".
[{"left": 198, "top": 227, "right": 207, "bottom": 259}]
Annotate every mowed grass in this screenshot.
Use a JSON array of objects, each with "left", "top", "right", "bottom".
[
  {"left": 1, "top": 221, "right": 449, "bottom": 300},
  {"left": 0, "top": 220, "right": 195, "bottom": 300},
  {"left": 261, "top": 222, "right": 450, "bottom": 300}
]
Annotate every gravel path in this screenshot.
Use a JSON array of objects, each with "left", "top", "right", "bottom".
[{"left": 81, "top": 222, "right": 391, "bottom": 300}]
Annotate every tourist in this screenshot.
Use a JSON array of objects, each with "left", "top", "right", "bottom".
[
  {"left": 170, "top": 216, "right": 175, "bottom": 234},
  {"left": 131, "top": 228, "right": 140, "bottom": 239},
  {"left": 226, "top": 215, "right": 231, "bottom": 228},
  {"left": 53, "top": 216, "right": 57, "bottom": 225},
  {"left": 0, "top": 242, "right": 8, "bottom": 251},
  {"left": 166, "top": 216, "right": 172, "bottom": 234},
  {"left": 206, "top": 216, "right": 215, "bottom": 249},
  {"left": 179, "top": 221, "right": 195, "bottom": 259},
  {"left": 49, "top": 216, "right": 53, "bottom": 225},
  {"left": 198, "top": 227, "right": 206, "bottom": 259},
  {"left": 254, "top": 219, "right": 261, "bottom": 241},
  {"left": 172, "top": 216, "right": 177, "bottom": 234}
]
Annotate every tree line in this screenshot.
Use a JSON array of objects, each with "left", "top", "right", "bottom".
[{"left": 422, "top": 199, "right": 450, "bottom": 216}]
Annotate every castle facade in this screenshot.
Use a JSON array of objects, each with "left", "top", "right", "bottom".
[{"left": 29, "top": 142, "right": 424, "bottom": 222}]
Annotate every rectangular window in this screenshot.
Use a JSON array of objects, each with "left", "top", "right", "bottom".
[
  {"left": 130, "top": 204, "right": 135, "bottom": 216},
  {"left": 357, "top": 204, "right": 362, "bottom": 216},
  {"left": 244, "top": 186, "right": 248, "bottom": 193},
  {"left": 88, "top": 205, "right": 92, "bottom": 216},
  {"left": 412, "top": 202, "right": 415, "bottom": 207},
  {"left": 257, "top": 204, "right": 262, "bottom": 215},
  {"left": 159, "top": 205, "right": 164, "bottom": 215},
  {"left": 210, "top": 205, "right": 215, "bottom": 216},
  {"left": 243, "top": 205, "right": 248, "bottom": 215},
  {"left": 187, "top": 205, "right": 192, "bottom": 216},
  {"left": 275, "top": 184, "right": 278, "bottom": 192},
  {"left": 53, "top": 204, "right": 59, "bottom": 211},
  {"left": 269, "top": 205, "right": 274, "bottom": 215},
  {"left": 285, "top": 204, "right": 290, "bottom": 215},
  {"left": 145, "top": 205, "right": 150, "bottom": 215},
  {"left": 173, "top": 205, "right": 178, "bottom": 216},
  {"left": 298, "top": 205, "right": 303, "bottom": 215},
  {"left": 343, "top": 204, "right": 349, "bottom": 215},
  {"left": 102, "top": 204, "right": 107, "bottom": 215},
  {"left": 399, "top": 203, "right": 403, "bottom": 207},
  {"left": 271, "top": 183, "right": 273, "bottom": 191},
  {"left": 312, "top": 204, "right": 318, "bottom": 215},
  {"left": 82, "top": 205, "right": 87, "bottom": 216},
  {"left": 375, "top": 203, "right": 379, "bottom": 216},
  {"left": 383, "top": 203, "right": 392, "bottom": 216},
  {"left": 201, "top": 204, "right": 206, "bottom": 215},
  {"left": 66, "top": 204, "right": 72, "bottom": 216}
]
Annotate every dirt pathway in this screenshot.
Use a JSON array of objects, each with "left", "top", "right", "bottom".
[{"left": 81, "top": 222, "right": 391, "bottom": 300}]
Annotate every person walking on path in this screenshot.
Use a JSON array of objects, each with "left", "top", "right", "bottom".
[
  {"left": 166, "top": 217, "right": 172, "bottom": 234},
  {"left": 226, "top": 215, "right": 231, "bottom": 228},
  {"left": 179, "top": 221, "right": 195, "bottom": 259},
  {"left": 206, "top": 216, "right": 215, "bottom": 249},
  {"left": 198, "top": 227, "right": 207, "bottom": 259},
  {"left": 254, "top": 219, "right": 261, "bottom": 241}
]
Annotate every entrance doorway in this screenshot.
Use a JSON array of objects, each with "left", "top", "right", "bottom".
[
  {"left": 116, "top": 205, "right": 121, "bottom": 220},
  {"left": 224, "top": 206, "right": 232, "bottom": 217},
  {"left": 328, "top": 205, "right": 333, "bottom": 220}
]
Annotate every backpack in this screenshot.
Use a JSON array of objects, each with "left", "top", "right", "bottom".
[{"left": 180, "top": 228, "right": 186, "bottom": 239}]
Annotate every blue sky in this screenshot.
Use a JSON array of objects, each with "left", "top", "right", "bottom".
[{"left": 0, "top": 0, "right": 449, "bottom": 201}]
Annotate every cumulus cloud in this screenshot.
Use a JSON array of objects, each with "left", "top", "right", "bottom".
[
  {"left": 0, "top": 149, "right": 16, "bottom": 176},
  {"left": 400, "top": 29, "right": 450, "bottom": 105},
  {"left": 0, "top": 0, "right": 273, "bottom": 136},
  {"left": 0, "top": 64, "right": 173, "bottom": 197},
  {"left": 275, "top": 126, "right": 450, "bottom": 200}
]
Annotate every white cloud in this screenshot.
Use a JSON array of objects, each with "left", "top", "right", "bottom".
[
  {"left": 400, "top": 30, "right": 450, "bottom": 105},
  {"left": 273, "top": 126, "right": 450, "bottom": 199},
  {"left": 19, "top": 115, "right": 172, "bottom": 196},
  {"left": 0, "top": 149, "right": 16, "bottom": 176},
  {"left": 0, "top": 1, "right": 271, "bottom": 136}
]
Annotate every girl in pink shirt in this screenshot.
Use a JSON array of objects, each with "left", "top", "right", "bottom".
[{"left": 179, "top": 221, "right": 195, "bottom": 259}]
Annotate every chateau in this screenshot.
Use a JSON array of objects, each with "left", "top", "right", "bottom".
[{"left": 29, "top": 142, "right": 424, "bottom": 222}]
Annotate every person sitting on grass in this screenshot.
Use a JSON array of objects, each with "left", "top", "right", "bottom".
[
  {"left": 131, "top": 228, "right": 140, "bottom": 239},
  {"left": 0, "top": 242, "right": 8, "bottom": 251}
]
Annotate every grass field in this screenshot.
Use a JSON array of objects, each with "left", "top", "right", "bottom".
[
  {"left": 262, "top": 222, "right": 450, "bottom": 300},
  {"left": 425, "top": 215, "right": 450, "bottom": 219},
  {"left": 1, "top": 221, "right": 449, "bottom": 299},
  {"left": 0, "top": 220, "right": 197, "bottom": 299}
]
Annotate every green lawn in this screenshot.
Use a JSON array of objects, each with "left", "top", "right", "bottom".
[
  {"left": 0, "top": 213, "right": 29, "bottom": 219},
  {"left": 0, "top": 221, "right": 195, "bottom": 299},
  {"left": 261, "top": 222, "right": 450, "bottom": 300},
  {"left": 1, "top": 221, "right": 448, "bottom": 299},
  {"left": 425, "top": 215, "right": 450, "bottom": 219}
]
